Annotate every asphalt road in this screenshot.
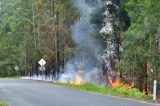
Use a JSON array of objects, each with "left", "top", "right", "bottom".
[{"left": 0, "top": 78, "right": 157, "bottom": 106}]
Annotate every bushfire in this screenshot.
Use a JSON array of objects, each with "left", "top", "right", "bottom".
[
  {"left": 61, "top": 65, "right": 84, "bottom": 85},
  {"left": 75, "top": 65, "right": 84, "bottom": 85},
  {"left": 61, "top": 65, "right": 135, "bottom": 88},
  {"left": 108, "top": 76, "right": 135, "bottom": 88}
]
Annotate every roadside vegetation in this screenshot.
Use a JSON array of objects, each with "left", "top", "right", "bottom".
[
  {"left": 0, "top": 0, "right": 160, "bottom": 100},
  {"left": 53, "top": 82, "right": 152, "bottom": 100},
  {"left": 0, "top": 100, "right": 9, "bottom": 106},
  {"left": 90, "top": 0, "right": 160, "bottom": 97},
  {"left": 0, "top": 70, "right": 23, "bottom": 78}
]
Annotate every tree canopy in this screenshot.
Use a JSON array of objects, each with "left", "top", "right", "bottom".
[{"left": 0, "top": 0, "right": 78, "bottom": 77}]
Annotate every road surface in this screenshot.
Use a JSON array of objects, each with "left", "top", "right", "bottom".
[{"left": 0, "top": 78, "right": 157, "bottom": 106}]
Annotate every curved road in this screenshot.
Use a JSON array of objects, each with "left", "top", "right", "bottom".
[{"left": 0, "top": 78, "right": 157, "bottom": 106}]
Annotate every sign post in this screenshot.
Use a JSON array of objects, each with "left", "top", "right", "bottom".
[
  {"left": 38, "top": 59, "right": 46, "bottom": 80},
  {"left": 153, "top": 80, "right": 157, "bottom": 101},
  {"left": 14, "top": 66, "right": 20, "bottom": 78}
]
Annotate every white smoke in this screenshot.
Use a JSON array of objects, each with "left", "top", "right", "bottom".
[
  {"left": 59, "top": 0, "right": 104, "bottom": 84},
  {"left": 24, "top": 0, "right": 106, "bottom": 83}
]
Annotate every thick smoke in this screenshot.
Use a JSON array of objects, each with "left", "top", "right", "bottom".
[{"left": 59, "top": 0, "right": 104, "bottom": 84}]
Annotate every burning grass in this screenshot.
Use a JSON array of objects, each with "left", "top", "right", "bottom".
[
  {"left": 53, "top": 82, "right": 152, "bottom": 100},
  {"left": 108, "top": 76, "right": 135, "bottom": 88}
]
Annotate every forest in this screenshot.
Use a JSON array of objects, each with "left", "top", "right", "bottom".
[
  {"left": 0, "top": 0, "right": 78, "bottom": 77},
  {"left": 0, "top": 0, "right": 160, "bottom": 98}
]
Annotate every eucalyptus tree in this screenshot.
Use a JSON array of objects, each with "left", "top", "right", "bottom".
[
  {"left": 0, "top": 0, "right": 25, "bottom": 72},
  {"left": 0, "top": 0, "right": 78, "bottom": 77},
  {"left": 117, "top": 0, "right": 160, "bottom": 94}
]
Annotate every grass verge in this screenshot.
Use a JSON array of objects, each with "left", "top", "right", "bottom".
[
  {"left": 0, "top": 100, "right": 9, "bottom": 106},
  {"left": 53, "top": 82, "right": 152, "bottom": 101},
  {"left": 0, "top": 75, "right": 24, "bottom": 78}
]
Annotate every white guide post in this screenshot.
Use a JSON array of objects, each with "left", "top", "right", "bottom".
[{"left": 153, "top": 80, "right": 157, "bottom": 101}]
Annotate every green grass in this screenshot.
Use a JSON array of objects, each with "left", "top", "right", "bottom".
[
  {"left": 53, "top": 82, "right": 152, "bottom": 100},
  {"left": 0, "top": 100, "right": 9, "bottom": 106},
  {"left": 0, "top": 75, "right": 24, "bottom": 78}
]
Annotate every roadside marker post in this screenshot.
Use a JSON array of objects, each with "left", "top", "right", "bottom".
[
  {"left": 153, "top": 80, "right": 157, "bottom": 101},
  {"left": 14, "top": 66, "right": 20, "bottom": 78}
]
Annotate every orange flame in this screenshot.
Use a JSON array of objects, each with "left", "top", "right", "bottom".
[
  {"left": 75, "top": 71, "right": 83, "bottom": 85},
  {"left": 60, "top": 73, "right": 83, "bottom": 85},
  {"left": 108, "top": 76, "right": 121, "bottom": 87},
  {"left": 108, "top": 76, "right": 135, "bottom": 88},
  {"left": 74, "top": 65, "right": 84, "bottom": 85},
  {"left": 60, "top": 65, "right": 84, "bottom": 85}
]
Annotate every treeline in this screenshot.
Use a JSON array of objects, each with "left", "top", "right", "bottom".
[
  {"left": 93, "top": 0, "right": 160, "bottom": 94},
  {"left": 0, "top": 0, "right": 78, "bottom": 77},
  {"left": 119, "top": 0, "right": 160, "bottom": 94}
]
